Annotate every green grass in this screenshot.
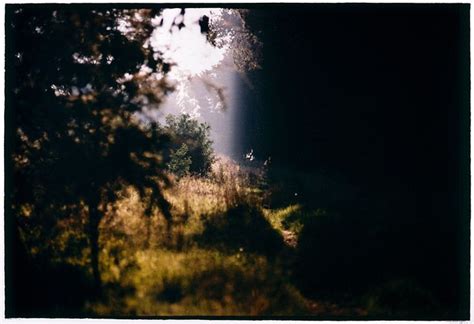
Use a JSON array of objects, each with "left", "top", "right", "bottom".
[
  {"left": 262, "top": 204, "right": 302, "bottom": 235},
  {"left": 90, "top": 247, "right": 309, "bottom": 316}
]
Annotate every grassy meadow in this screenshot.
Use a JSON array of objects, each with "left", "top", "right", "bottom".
[{"left": 16, "top": 157, "right": 316, "bottom": 316}]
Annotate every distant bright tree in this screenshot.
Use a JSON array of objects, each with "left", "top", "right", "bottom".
[
  {"left": 6, "top": 6, "right": 175, "bottom": 289},
  {"left": 164, "top": 114, "right": 215, "bottom": 176}
]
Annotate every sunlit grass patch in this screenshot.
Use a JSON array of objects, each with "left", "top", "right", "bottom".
[
  {"left": 91, "top": 247, "right": 309, "bottom": 316},
  {"left": 262, "top": 204, "right": 302, "bottom": 235},
  {"left": 262, "top": 204, "right": 330, "bottom": 248}
]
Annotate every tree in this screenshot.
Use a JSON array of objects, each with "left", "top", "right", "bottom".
[
  {"left": 164, "top": 113, "right": 215, "bottom": 176},
  {"left": 6, "top": 6, "right": 175, "bottom": 290},
  {"left": 167, "top": 143, "right": 192, "bottom": 178}
]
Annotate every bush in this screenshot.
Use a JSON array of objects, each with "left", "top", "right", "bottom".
[
  {"left": 164, "top": 114, "right": 215, "bottom": 176},
  {"left": 198, "top": 204, "right": 285, "bottom": 257},
  {"left": 167, "top": 143, "right": 192, "bottom": 178}
]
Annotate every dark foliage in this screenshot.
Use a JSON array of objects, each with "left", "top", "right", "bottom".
[
  {"left": 7, "top": 224, "right": 95, "bottom": 317},
  {"left": 362, "top": 278, "right": 440, "bottom": 319},
  {"left": 240, "top": 5, "right": 469, "bottom": 319},
  {"left": 293, "top": 201, "right": 468, "bottom": 319},
  {"left": 5, "top": 6, "right": 176, "bottom": 314}
]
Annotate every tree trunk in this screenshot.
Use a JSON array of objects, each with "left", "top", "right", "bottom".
[
  {"left": 156, "top": 192, "right": 173, "bottom": 246},
  {"left": 88, "top": 199, "right": 102, "bottom": 292},
  {"left": 145, "top": 216, "right": 151, "bottom": 249}
]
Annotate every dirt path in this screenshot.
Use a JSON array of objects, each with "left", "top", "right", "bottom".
[{"left": 281, "top": 229, "right": 298, "bottom": 248}]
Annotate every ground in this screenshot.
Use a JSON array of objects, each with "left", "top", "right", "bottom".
[{"left": 17, "top": 156, "right": 435, "bottom": 317}]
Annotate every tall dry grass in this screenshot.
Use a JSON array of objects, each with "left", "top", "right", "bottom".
[{"left": 51, "top": 155, "right": 308, "bottom": 316}]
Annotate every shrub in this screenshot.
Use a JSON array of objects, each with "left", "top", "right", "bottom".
[
  {"left": 198, "top": 204, "right": 285, "bottom": 257},
  {"left": 164, "top": 114, "right": 215, "bottom": 176},
  {"left": 167, "top": 143, "right": 192, "bottom": 178}
]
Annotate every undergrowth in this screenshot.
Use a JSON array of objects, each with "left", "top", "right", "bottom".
[
  {"left": 18, "top": 156, "right": 311, "bottom": 316},
  {"left": 16, "top": 156, "right": 443, "bottom": 318}
]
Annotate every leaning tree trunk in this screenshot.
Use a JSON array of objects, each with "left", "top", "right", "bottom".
[{"left": 87, "top": 196, "right": 102, "bottom": 292}]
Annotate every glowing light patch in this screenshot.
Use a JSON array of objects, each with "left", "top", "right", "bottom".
[
  {"left": 151, "top": 8, "right": 229, "bottom": 81},
  {"left": 145, "top": 8, "right": 254, "bottom": 157}
]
